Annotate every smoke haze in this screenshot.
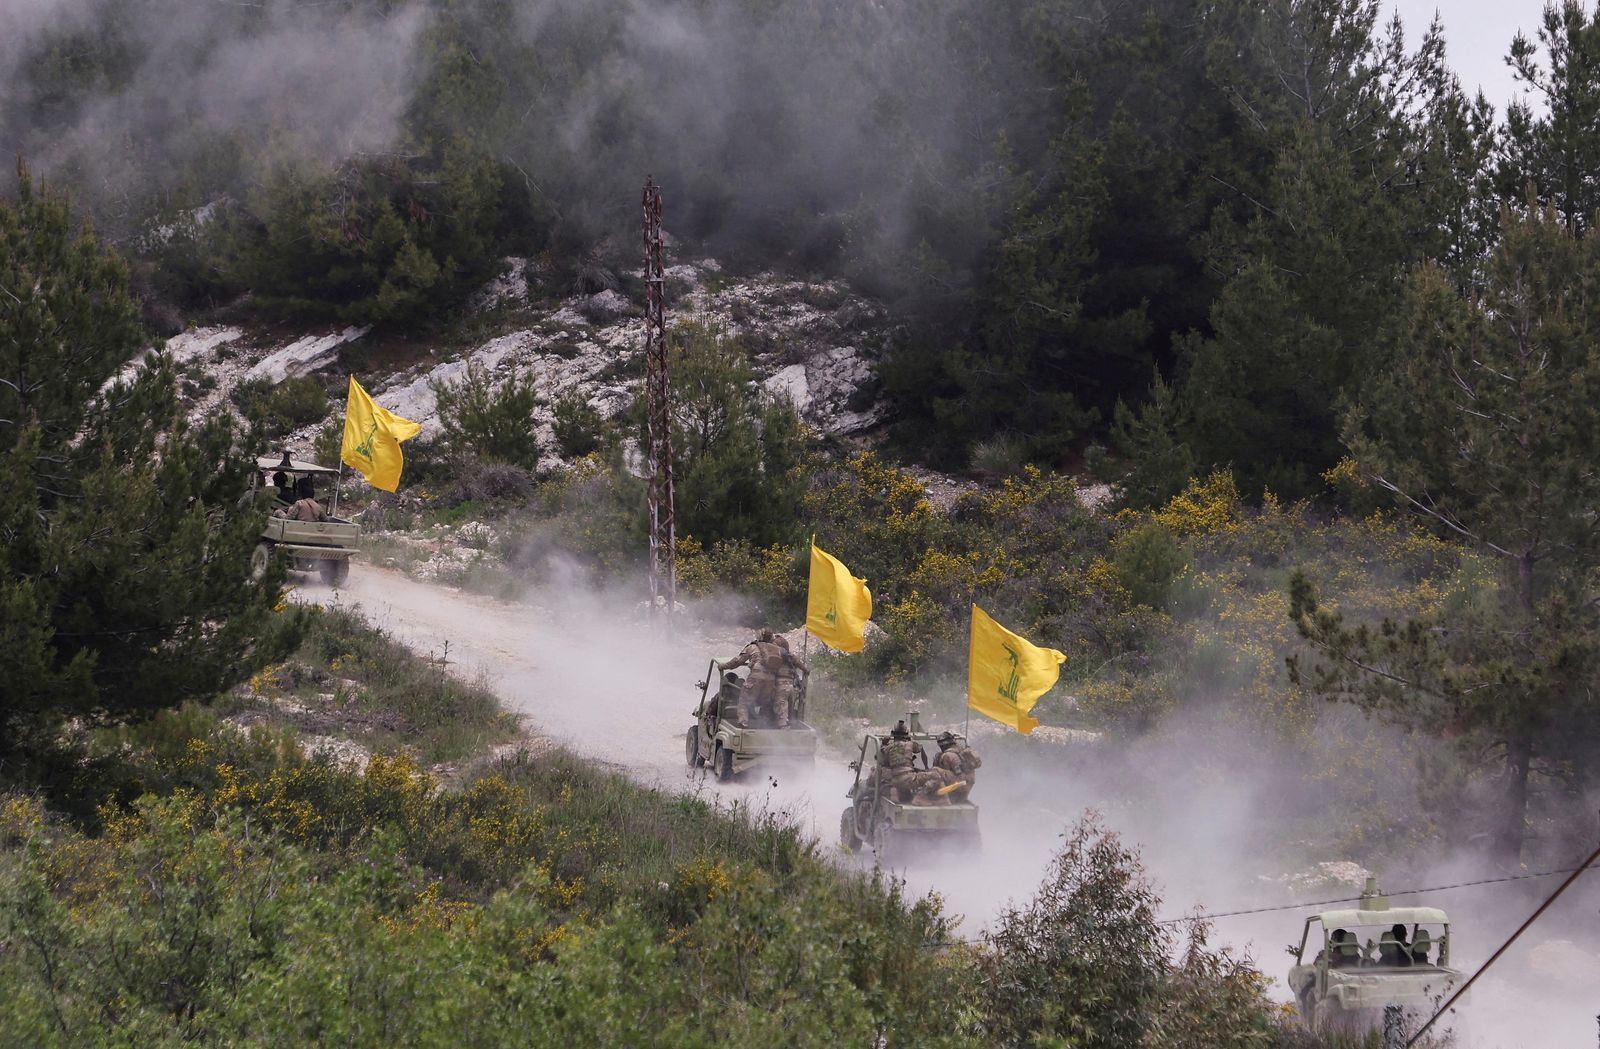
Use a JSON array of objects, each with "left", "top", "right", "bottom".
[{"left": 316, "top": 562, "right": 1599, "bottom": 1049}]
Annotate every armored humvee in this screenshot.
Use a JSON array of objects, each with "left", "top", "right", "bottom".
[
  {"left": 839, "top": 714, "right": 980, "bottom": 858},
  {"left": 686, "top": 661, "right": 818, "bottom": 781},
  {"left": 249, "top": 453, "right": 359, "bottom": 586},
  {"left": 1288, "top": 879, "right": 1460, "bottom": 1029}
]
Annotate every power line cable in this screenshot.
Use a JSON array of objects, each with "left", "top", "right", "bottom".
[
  {"left": 1405, "top": 840, "right": 1600, "bottom": 1048},
  {"left": 1154, "top": 861, "right": 1600, "bottom": 926},
  {"left": 923, "top": 861, "right": 1600, "bottom": 948}
]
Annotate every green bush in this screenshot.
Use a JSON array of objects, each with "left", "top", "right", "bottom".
[
  {"left": 1112, "top": 522, "right": 1186, "bottom": 610},
  {"left": 430, "top": 361, "right": 542, "bottom": 469},
  {"left": 230, "top": 376, "right": 330, "bottom": 439},
  {"left": 552, "top": 389, "right": 605, "bottom": 458}
]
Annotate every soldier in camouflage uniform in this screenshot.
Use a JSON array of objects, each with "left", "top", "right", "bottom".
[
  {"left": 718, "top": 629, "right": 786, "bottom": 727},
  {"left": 771, "top": 635, "right": 807, "bottom": 728},
  {"left": 878, "top": 721, "right": 922, "bottom": 799},
  {"left": 930, "top": 730, "right": 981, "bottom": 802}
]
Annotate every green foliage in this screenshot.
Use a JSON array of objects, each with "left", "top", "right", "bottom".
[
  {"left": 1113, "top": 523, "right": 1186, "bottom": 611},
  {"left": 551, "top": 388, "right": 606, "bottom": 459},
  {"left": 981, "top": 815, "right": 1276, "bottom": 1049},
  {"left": 229, "top": 376, "right": 329, "bottom": 439},
  {"left": 1104, "top": 371, "right": 1196, "bottom": 510},
  {"left": 1501, "top": 1, "right": 1600, "bottom": 234},
  {"left": 1293, "top": 205, "right": 1600, "bottom": 866},
  {"left": 430, "top": 361, "right": 543, "bottom": 470},
  {"left": 661, "top": 325, "right": 806, "bottom": 549},
  {"left": 0, "top": 168, "right": 298, "bottom": 765}
]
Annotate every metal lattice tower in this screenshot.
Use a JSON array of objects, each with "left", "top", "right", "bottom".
[{"left": 642, "top": 175, "right": 676, "bottom": 619}]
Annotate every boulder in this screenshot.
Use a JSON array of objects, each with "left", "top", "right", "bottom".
[{"left": 246, "top": 325, "right": 370, "bottom": 384}]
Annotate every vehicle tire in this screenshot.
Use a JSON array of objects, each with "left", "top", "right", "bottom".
[
  {"left": 686, "top": 728, "right": 704, "bottom": 767},
  {"left": 839, "top": 808, "right": 861, "bottom": 852},
  {"left": 714, "top": 745, "right": 734, "bottom": 782},
  {"left": 251, "top": 542, "right": 273, "bottom": 579},
  {"left": 319, "top": 558, "right": 350, "bottom": 586}
]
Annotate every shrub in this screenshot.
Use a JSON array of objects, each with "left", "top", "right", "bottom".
[
  {"left": 1112, "top": 522, "right": 1187, "bottom": 610},
  {"left": 552, "top": 389, "right": 606, "bottom": 458},
  {"left": 231, "top": 375, "right": 331, "bottom": 439},
  {"left": 430, "top": 361, "right": 543, "bottom": 469}
]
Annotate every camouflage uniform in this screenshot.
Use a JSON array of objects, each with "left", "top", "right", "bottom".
[
  {"left": 722, "top": 638, "right": 785, "bottom": 726},
  {"left": 878, "top": 737, "right": 919, "bottom": 799},
  {"left": 933, "top": 740, "right": 980, "bottom": 801},
  {"left": 771, "top": 636, "right": 806, "bottom": 728}
]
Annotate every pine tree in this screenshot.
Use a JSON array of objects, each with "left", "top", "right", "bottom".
[
  {"left": 1500, "top": 0, "right": 1600, "bottom": 234},
  {"left": 0, "top": 166, "right": 294, "bottom": 764},
  {"left": 1290, "top": 206, "right": 1600, "bottom": 867}
]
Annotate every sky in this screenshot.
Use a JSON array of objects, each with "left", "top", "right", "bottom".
[{"left": 1391, "top": 0, "right": 1555, "bottom": 112}]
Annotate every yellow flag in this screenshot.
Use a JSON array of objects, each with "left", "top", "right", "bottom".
[
  {"left": 341, "top": 376, "right": 422, "bottom": 493},
  {"left": 806, "top": 539, "right": 873, "bottom": 652},
  {"left": 967, "top": 604, "right": 1065, "bottom": 735}
]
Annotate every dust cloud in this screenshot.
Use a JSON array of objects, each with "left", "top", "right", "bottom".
[{"left": 308, "top": 564, "right": 1597, "bottom": 1048}]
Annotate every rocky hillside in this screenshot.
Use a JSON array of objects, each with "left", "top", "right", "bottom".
[{"left": 162, "top": 254, "right": 892, "bottom": 471}]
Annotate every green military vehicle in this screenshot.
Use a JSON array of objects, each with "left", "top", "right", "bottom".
[
  {"left": 685, "top": 661, "right": 818, "bottom": 781},
  {"left": 839, "top": 715, "right": 980, "bottom": 858},
  {"left": 1287, "top": 879, "right": 1460, "bottom": 1029},
  {"left": 249, "top": 453, "right": 359, "bottom": 586}
]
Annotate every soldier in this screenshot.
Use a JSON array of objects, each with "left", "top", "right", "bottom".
[
  {"left": 276, "top": 476, "right": 324, "bottom": 522},
  {"left": 718, "top": 629, "right": 786, "bottom": 727},
  {"left": 878, "top": 720, "right": 920, "bottom": 799},
  {"left": 931, "top": 730, "right": 982, "bottom": 802},
  {"left": 771, "top": 634, "right": 807, "bottom": 728}
]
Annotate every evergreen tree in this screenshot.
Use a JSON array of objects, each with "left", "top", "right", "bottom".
[
  {"left": 1290, "top": 206, "right": 1600, "bottom": 867},
  {"left": 1170, "top": 1, "right": 1465, "bottom": 497},
  {"left": 662, "top": 326, "right": 805, "bottom": 549},
  {"left": 0, "top": 167, "right": 294, "bottom": 764},
  {"left": 430, "top": 361, "right": 543, "bottom": 470},
  {"left": 1500, "top": 0, "right": 1600, "bottom": 234}
]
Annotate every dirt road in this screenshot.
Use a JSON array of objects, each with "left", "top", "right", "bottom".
[{"left": 307, "top": 567, "right": 1598, "bottom": 1048}]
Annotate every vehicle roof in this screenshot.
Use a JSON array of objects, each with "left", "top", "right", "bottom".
[
  {"left": 1311, "top": 906, "right": 1449, "bottom": 927},
  {"left": 256, "top": 455, "right": 339, "bottom": 475}
]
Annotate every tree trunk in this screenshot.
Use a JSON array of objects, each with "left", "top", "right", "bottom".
[{"left": 1495, "top": 731, "right": 1533, "bottom": 870}]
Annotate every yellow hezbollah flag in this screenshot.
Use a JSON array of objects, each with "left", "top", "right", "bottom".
[
  {"left": 806, "top": 539, "right": 873, "bottom": 652},
  {"left": 341, "top": 376, "right": 422, "bottom": 493},
  {"left": 967, "top": 604, "right": 1065, "bottom": 735}
]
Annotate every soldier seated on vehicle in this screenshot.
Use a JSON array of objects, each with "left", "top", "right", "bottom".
[
  {"left": 879, "top": 721, "right": 919, "bottom": 801},
  {"left": 1329, "top": 929, "right": 1360, "bottom": 969},
  {"left": 273, "top": 476, "right": 325, "bottom": 523},
  {"left": 272, "top": 470, "right": 293, "bottom": 505},
  {"left": 1409, "top": 928, "right": 1432, "bottom": 966},
  {"left": 1378, "top": 924, "right": 1412, "bottom": 968},
  {"left": 932, "top": 731, "right": 981, "bottom": 802}
]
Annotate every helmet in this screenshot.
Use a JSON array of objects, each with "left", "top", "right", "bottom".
[
  {"left": 890, "top": 720, "right": 910, "bottom": 740},
  {"left": 936, "top": 731, "right": 957, "bottom": 747},
  {"left": 774, "top": 634, "right": 790, "bottom": 649},
  {"left": 758, "top": 628, "right": 774, "bottom": 642}
]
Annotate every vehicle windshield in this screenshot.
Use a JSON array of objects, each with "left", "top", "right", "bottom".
[{"left": 1314, "top": 922, "right": 1449, "bottom": 969}]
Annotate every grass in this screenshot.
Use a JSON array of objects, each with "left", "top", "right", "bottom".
[{"left": 250, "top": 604, "right": 519, "bottom": 764}]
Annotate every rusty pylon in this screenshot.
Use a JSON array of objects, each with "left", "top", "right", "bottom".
[{"left": 643, "top": 175, "right": 676, "bottom": 620}]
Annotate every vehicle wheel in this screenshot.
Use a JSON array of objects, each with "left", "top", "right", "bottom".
[
  {"left": 714, "top": 745, "right": 734, "bottom": 782},
  {"left": 686, "top": 728, "right": 704, "bottom": 767},
  {"left": 251, "top": 542, "right": 273, "bottom": 579},
  {"left": 839, "top": 808, "right": 861, "bottom": 852},
  {"left": 319, "top": 558, "right": 350, "bottom": 586}
]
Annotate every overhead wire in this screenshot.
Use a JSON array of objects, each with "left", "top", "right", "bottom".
[{"left": 921, "top": 861, "right": 1600, "bottom": 948}]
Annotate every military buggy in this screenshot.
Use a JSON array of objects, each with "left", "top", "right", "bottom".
[
  {"left": 1287, "top": 879, "right": 1460, "bottom": 1030},
  {"left": 839, "top": 716, "right": 980, "bottom": 858},
  {"left": 249, "top": 453, "right": 360, "bottom": 586},
  {"left": 685, "top": 661, "right": 818, "bottom": 781}
]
